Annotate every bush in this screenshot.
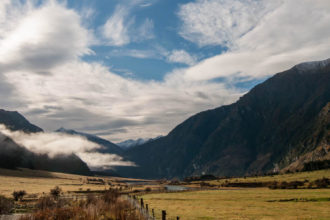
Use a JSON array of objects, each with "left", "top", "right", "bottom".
[
  {"left": 50, "top": 186, "right": 62, "bottom": 200},
  {"left": 12, "top": 190, "right": 26, "bottom": 201},
  {"left": 314, "top": 178, "right": 330, "bottom": 188},
  {"left": 0, "top": 195, "right": 14, "bottom": 214},
  {"left": 145, "top": 187, "right": 152, "bottom": 192}
]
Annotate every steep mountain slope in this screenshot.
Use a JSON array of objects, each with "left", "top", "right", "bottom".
[
  {"left": 56, "top": 128, "right": 123, "bottom": 155},
  {"left": 0, "top": 133, "right": 91, "bottom": 175},
  {"left": 117, "top": 59, "right": 330, "bottom": 179},
  {"left": 0, "top": 109, "right": 43, "bottom": 133}
]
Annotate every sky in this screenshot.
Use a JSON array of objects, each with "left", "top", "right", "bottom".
[{"left": 0, "top": 0, "right": 329, "bottom": 142}]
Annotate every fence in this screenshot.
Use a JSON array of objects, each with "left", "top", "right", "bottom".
[{"left": 126, "top": 195, "right": 180, "bottom": 220}]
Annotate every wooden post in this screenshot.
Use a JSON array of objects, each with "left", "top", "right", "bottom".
[
  {"left": 146, "top": 204, "right": 149, "bottom": 212},
  {"left": 140, "top": 198, "right": 144, "bottom": 208},
  {"left": 152, "top": 209, "right": 155, "bottom": 218},
  {"left": 162, "top": 210, "right": 166, "bottom": 220}
]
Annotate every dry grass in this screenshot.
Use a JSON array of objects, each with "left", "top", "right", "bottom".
[
  {"left": 142, "top": 188, "right": 330, "bottom": 220},
  {"left": 0, "top": 168, "right": 145, "bottom": 197},
  {"left": 141, "top": 170, "right": 330, "bottom": 219},
  {"left": 20, "top": 190, "right": 144, "bottom": 220}
]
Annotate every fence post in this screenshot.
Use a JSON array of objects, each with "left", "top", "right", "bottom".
[
  {"left": 146, "top": 204, "right": 149, "bottom": 212},
  {"left": 140, "top": 198, "right": 144, "bottom": 208},
  {"left": 162, "top": 210, "right": 166, "bottom": 220},
  {"left": 152, "top": 209, "right": 155, "bottom": 218}
]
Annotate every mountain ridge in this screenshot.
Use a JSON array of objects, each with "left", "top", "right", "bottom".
[
  {"left": 115, "top": 58, "right": 330, "bottom": 179},
  {"left": 0, "top": 109, "right": 43, "bottom": 133}
]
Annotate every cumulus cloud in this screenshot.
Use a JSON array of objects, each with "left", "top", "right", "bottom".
[
  {"left": 0, "top": 0, "right": 92, "bottom": 74},
  {"left": 167, "top": 50, "right": 197, "bottom": 65},
  {"left": 0, "top": 124, "right": 134, "bottom": 169}
]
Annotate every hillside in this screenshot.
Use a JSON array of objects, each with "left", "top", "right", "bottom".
[
  {"left": 0, "top": 111, "right": 91, "bottom": 175},
  {"left": 0, "top": 109, "right": 43, "bottom": 133},
  {"left": 0, "top": 132, "right": 91, "bottom": 175},
  {"left": 116, "top": 59, "right": 330, "bottom": 179}
]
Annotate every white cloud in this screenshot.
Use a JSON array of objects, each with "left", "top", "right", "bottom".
[
  {"left": 0, "top": 1, "right": 92, "bottom": 73},
  {"left": 0, "top": 124, "right": 134, "bottom": 169},
  {"left": 102, "top": 5, "right": 132, "bottom": 46},
  {"left": 167, "top": 50, "right": 197, "bottom": 65},
  {"left": 5, "top": 61, "right": 239, "bottom": 141},
  {"left": 1, "top": 0, "right": 329, "bottom": 143},
  {"left": 178, "top": 0, "right": 330, "bottom": 81},
  {"left": 178, "top": 0, "right": 280, "bottom": 48},
  {"left": 77, "top": 152, "right": 135, "bottom": 169},
  {"left": 102, "top": 5, "right": 154, "bottom": 46},
  {"left": 109, "top": 49, "right": 157, "bottom": 59}
]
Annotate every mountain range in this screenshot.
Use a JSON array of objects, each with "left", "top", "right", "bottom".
[{"left": 115, "top": 59, "right": 330, "bottom": 179}]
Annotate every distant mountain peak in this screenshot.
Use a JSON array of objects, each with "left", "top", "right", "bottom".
[
  {"left": 295, "top": 58, "right": 330, "bottom": 72},
  {"left": 0, "top": 109, "right": 43, "bottom": 133}
]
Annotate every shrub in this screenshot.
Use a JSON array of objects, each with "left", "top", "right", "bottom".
[
  {"left": 50, "top": 186, "right": 62, "bottom": 200},
  {"left": 0, "top": 195, "right": 14, "bottom": 214},
  {"left": 12, "top": 190, "right": 26, "bottom": 201},
  {"left": 314, "top": 178, "right": 330, "bottom": 188},
  {"left": 145, "top": 187, "right": 152, "bottom": 192}
]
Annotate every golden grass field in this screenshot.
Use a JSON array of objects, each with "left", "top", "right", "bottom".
[
  {"left": 141, "top": 169, "right": 330, "bottom": 220},
  {"left": 0, "top": 168, "right": 329, "bottom": 219},
  {"left": 142, "top": 188, "right": 330, "bottom": 220},
  {"left": 0, "top": 168, "right": 144, "bottom": 197}
]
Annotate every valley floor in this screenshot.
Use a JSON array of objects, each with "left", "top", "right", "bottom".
[
  {"left": 139, "top": 169, "right": 330, "bottom": 220},
  {"left": 141, "top": 188, "right": 330, "bottom": 219},
  {"left": 0, "top": 168, "right": 329, "bottom": 219}
]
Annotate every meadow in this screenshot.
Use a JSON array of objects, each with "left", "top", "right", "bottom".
[
  {"left": 0, "top": 168, "right": 144, "bottom": 197},
  {"left": 141, "top": 188, "right": 330, "bottom": 220},
  {"left": 0, "top": 168, "right": 329, "bottom": 219},
  {"left": 140, "top": 169, "right": 330, "bottom": 220}
]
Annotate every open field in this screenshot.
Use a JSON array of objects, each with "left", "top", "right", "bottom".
[
  {"left": 0, "top": 168, "right": 150, "bottom": 197},
  {"left": 142, "top": 188, "right": 330, "bottom": 220},
  {"left": 1, "top": 168, "right": 329, "bottom": 219},
  {"left": 140, "top": 170, "right": 330, "bottom": 220}
]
